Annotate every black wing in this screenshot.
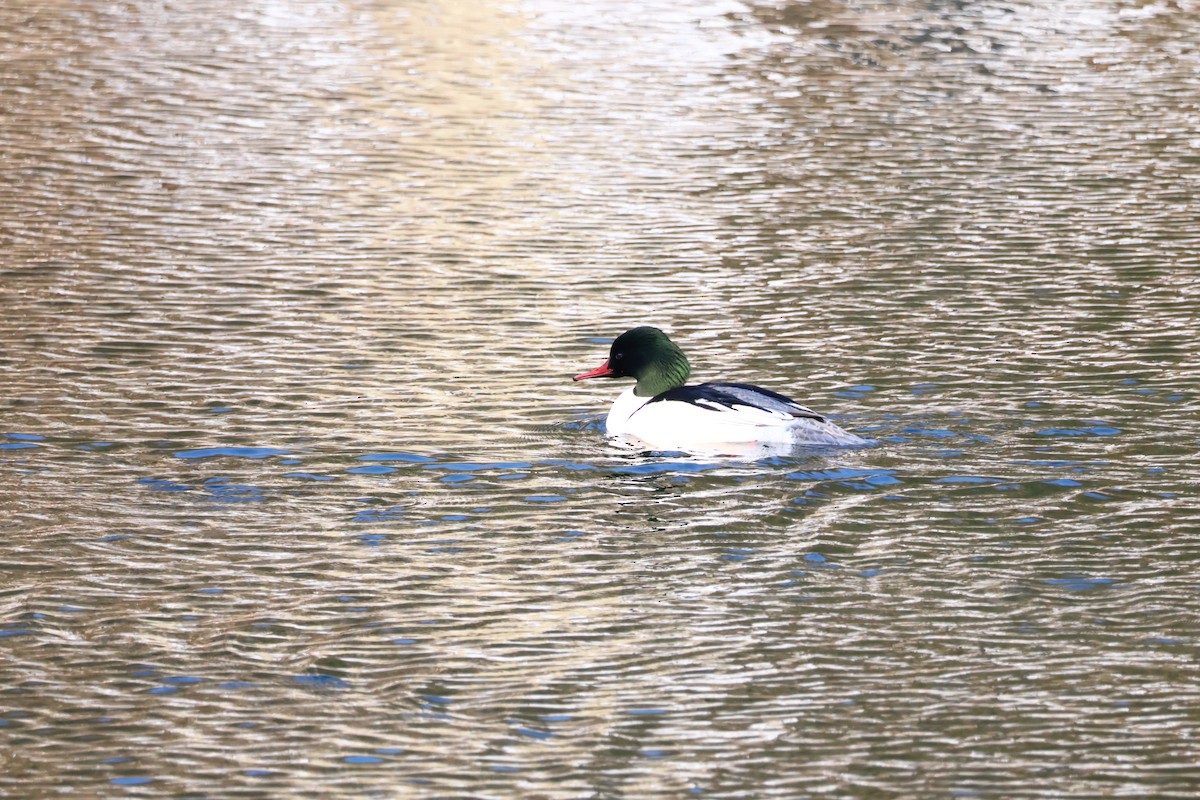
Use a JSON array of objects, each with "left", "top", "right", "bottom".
[{"left": 646, "top": 382, "right": 826, "bottom": 422}]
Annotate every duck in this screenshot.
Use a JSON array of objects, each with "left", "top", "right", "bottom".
[{"left": 573, "top": 326, "right": 869, "bottom": 450}]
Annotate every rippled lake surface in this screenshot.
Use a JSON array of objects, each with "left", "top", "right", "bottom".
[{"left": 3, "top": 1, "right": 1200, "bottom": 796}]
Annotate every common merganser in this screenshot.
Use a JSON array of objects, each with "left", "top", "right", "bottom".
[{"left": 573, "top": 326, "right": 869, "bottom": 450}]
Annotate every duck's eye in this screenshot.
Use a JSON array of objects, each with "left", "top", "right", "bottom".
[{"left": 613, "top": 352, "right": 624, "bottom": 361}]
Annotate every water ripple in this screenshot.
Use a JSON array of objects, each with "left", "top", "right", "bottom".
[{"left": 3, "top": 0, "right": 1200, "bottom": 797}]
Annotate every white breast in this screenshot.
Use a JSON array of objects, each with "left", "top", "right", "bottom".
[{"left": 604, "top": 387, "right": 653, "bottom": 435}]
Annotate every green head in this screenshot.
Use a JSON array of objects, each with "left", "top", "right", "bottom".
[{"left": 573, "top": 326, "right": 691, "bottom": 397}]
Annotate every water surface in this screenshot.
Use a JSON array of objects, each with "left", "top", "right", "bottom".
[{"left": 2, "top": 0, "right": 1199, "bottom": 797}]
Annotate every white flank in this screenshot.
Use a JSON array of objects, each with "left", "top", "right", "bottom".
[{"left": 604, "top": 387, "right": 869, "bottom": 449}]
